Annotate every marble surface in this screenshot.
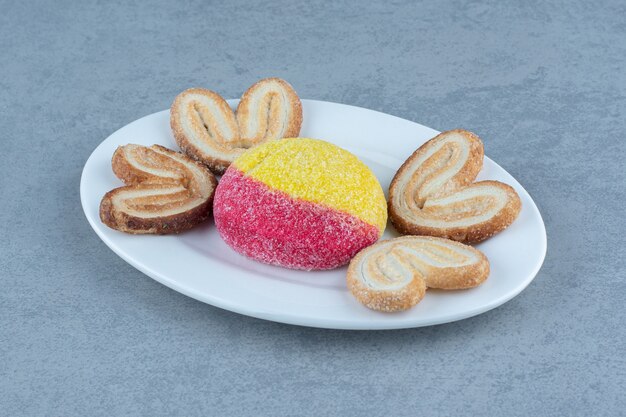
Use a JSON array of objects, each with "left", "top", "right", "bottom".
[{"left": 1, "top": 0, "right": 624, "bottom": 415}]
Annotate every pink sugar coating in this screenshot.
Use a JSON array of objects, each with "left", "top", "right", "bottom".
[{"left": 213, "top": 169, "right": 380, "bottom": 270}]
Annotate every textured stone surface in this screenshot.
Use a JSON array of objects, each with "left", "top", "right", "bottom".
[{"left": 1, "top": 0, "right": 625, "bottom": 415}]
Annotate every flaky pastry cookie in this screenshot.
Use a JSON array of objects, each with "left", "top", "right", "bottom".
[
  {"left": 100, "top": 144, "right": 217, "bottom": 234},
  {"left": 347, "top": 236, "right": 490, "bottom": 312},
  {"left": 170, "top": 78, "right": 302, "bottom": 174},
  {"left": 389, "top": 129, "right": 521, "bottom": 243}
]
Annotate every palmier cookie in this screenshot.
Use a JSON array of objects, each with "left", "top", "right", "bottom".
[
  {"left": 170, "top": 78, "right": 302, "bottom": 174},
  {"left": 347, "top": 236, "right": 490, "bottom": 312},
  {"left": 389, "top": 129, "right": 521, "bottom": 243},
  {"left": 100, "top": 144, "right": 217, "bottom": 234}
]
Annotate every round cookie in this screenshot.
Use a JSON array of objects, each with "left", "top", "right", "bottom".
[{"left": 213, "top": 138, "right": 387, "bottom": 270}]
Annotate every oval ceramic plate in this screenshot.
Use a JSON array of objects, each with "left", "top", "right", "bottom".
[{"left": 81, "top": 99, "right": 546, "bottom": 330}]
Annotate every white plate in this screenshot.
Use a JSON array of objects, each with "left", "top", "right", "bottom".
[{"left": 80, "top": 99, "right": 546, "bottom": 330}]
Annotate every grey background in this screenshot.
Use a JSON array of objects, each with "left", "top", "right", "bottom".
[{"left": 1, "top": 0, "right": 624, "bottom": 416}]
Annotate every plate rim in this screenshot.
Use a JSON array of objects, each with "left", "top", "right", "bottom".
[{"left": 80, "top": 99, "right": 547, "bottom": 330}]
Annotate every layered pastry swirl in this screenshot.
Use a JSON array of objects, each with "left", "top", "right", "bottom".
[
  {"left": 170, "top": 78, "right": 302, "bottom": 174},
  {"left": 347, "top": 236, "right": 490, "bottom": 312},
  {"left": 389, "top": 129, "right": 521, "bottom": 243},
  {"left": 100, "top": 144, "right": 217, "bottom": 234}
]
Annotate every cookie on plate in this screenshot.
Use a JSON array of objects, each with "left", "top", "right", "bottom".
[
  {"left": 388, "top": 129, "right": 521, "bottom": 243},
  {"left": 170, "top": 78, "right": 302, "bottom": 174},
  {"left": 100, "top": 144, "right": 217, "bottom": 234},
  {"left": 347, "top": 236, "right": 490, "bottom": 312},
  {"left": 213, "top": 138, "right": 387, "bottom": 270}
]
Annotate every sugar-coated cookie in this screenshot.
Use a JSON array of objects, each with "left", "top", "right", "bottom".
[{"left": 213, "top": 138, "right": 387, "bottom": 270}]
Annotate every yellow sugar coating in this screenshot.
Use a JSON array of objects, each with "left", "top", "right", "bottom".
[{"left": 233, "top": 138, "right": 387, "bottom": 233}]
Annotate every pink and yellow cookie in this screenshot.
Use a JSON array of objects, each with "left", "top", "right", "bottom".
[{"left": 213, "top": 138, "right": 387, "bottom": 270}]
